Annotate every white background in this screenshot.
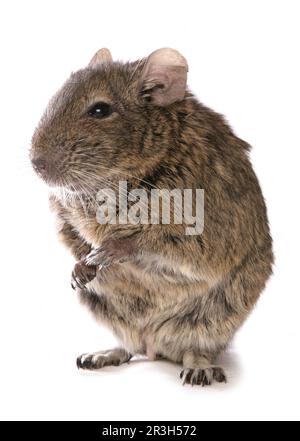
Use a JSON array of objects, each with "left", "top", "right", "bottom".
[{"left": 0, "top": 0, "right": 299, "bottom": 421}]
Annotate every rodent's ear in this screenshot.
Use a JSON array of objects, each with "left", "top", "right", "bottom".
[
  {"left": 88, "top": 48, "right": 113, "bottom": 68},
  {"left": 140, "top": 48, "right": 188, "bottom": 106}
]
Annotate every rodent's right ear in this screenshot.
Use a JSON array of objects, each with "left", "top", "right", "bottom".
[
  {"left": 88, "top": 48, "right": 113, "bottom": 68},
  {"left": 140, "top": 48, "right": 188, "bottom": 106}
]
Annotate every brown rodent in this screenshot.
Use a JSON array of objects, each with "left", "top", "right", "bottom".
[{"left": 30, "top": 48, "right": 273, "bottom": 386}]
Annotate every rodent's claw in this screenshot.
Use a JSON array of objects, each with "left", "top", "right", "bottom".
[
  {"left": 71, "top": 272, "right": 85, "bottom": 290},
  {"left": 71, "top": 259, "right": 97, "bottom": 290},
  {"left": 180, "top": 366, "right": 226, "bottom": 387}
]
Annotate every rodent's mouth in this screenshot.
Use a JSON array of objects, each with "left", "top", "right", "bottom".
[
  {"left": 32, "top": 167, "right": 63, "bottom": 188},
  {"left": 31, "top": 153, "right": 112, "bottom": 195},
  {"left": 47, "top": 174, "right": 99, "bottom": 196},
  {"left": 32, "top": 164, "right": 73, "bottom": 191},
  {"left": 31, "top": 157, "right": 74, "bottom": 190}
]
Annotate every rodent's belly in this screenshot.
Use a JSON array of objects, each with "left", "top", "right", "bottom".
[
  {"left": 90, "top": 258, "right": 209, "bottom": 308},
  {"left": 85, "top": 260, "right": 211, "bottom": 355}
]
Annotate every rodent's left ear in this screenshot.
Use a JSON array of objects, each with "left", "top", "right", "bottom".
[
  {"left": 140, "top": 48, "right": 188, "bottom": 106},
  {"left": 88, "top": 48, "right": 113, "bottom": 68}
]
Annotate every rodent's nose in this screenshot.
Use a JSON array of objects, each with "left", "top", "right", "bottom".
[{"left": 31, "top": 157, "right": 47, "bottom": 174}]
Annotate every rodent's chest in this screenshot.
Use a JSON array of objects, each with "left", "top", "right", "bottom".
[
  {"left": 66, "top": 207, "right": 210, "bottom": 289},
  {"left": 62, "top": 201, "right": 212, "bottom": 295}
]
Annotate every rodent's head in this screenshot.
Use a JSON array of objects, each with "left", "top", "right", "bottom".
[{"left": 30, "top": 48, "right": 189, "bottom": 191}]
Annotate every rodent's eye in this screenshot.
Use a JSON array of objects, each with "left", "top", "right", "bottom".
[{"left": 87, "top": 102, "right": 113, "bottom": 119}]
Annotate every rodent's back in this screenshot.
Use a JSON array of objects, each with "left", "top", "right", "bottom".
[{"left": 134, "top": 95, "right": 273, "bottom": 274}]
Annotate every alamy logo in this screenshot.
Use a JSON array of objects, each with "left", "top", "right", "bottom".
[{"left": 95, "top": 181, "right": 204, "bottom": 236}]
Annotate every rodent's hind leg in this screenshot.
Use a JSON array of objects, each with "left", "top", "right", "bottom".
[
  {"left": 180, "top": 351, "right": 226, "bottom": 386},
  {"left": 76, "top": 348, "right": 132, "bottom": 370}
]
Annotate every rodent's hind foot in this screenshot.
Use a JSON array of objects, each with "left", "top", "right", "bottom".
[
  {"left": 76, "top": 348, "right": 132, "bottom": 370},
  {"left": 180, "top": 366, "right": 227, "bottom": 386}
]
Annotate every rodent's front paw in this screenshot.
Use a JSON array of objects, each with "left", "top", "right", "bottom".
[
  {"left": 71, "top": 259, "right": 97, "bottom": 290},
  {"left": 85, "top": 238, "right": 136, "bottom": 268}
]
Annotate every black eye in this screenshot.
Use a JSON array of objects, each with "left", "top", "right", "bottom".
[{"left": 87, "top": 102, "right": 113, "bottom": 118}]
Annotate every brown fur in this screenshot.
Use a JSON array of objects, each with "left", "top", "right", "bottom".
[{"left": 31, "top": 48, "right": 273, "bottom": 386}]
